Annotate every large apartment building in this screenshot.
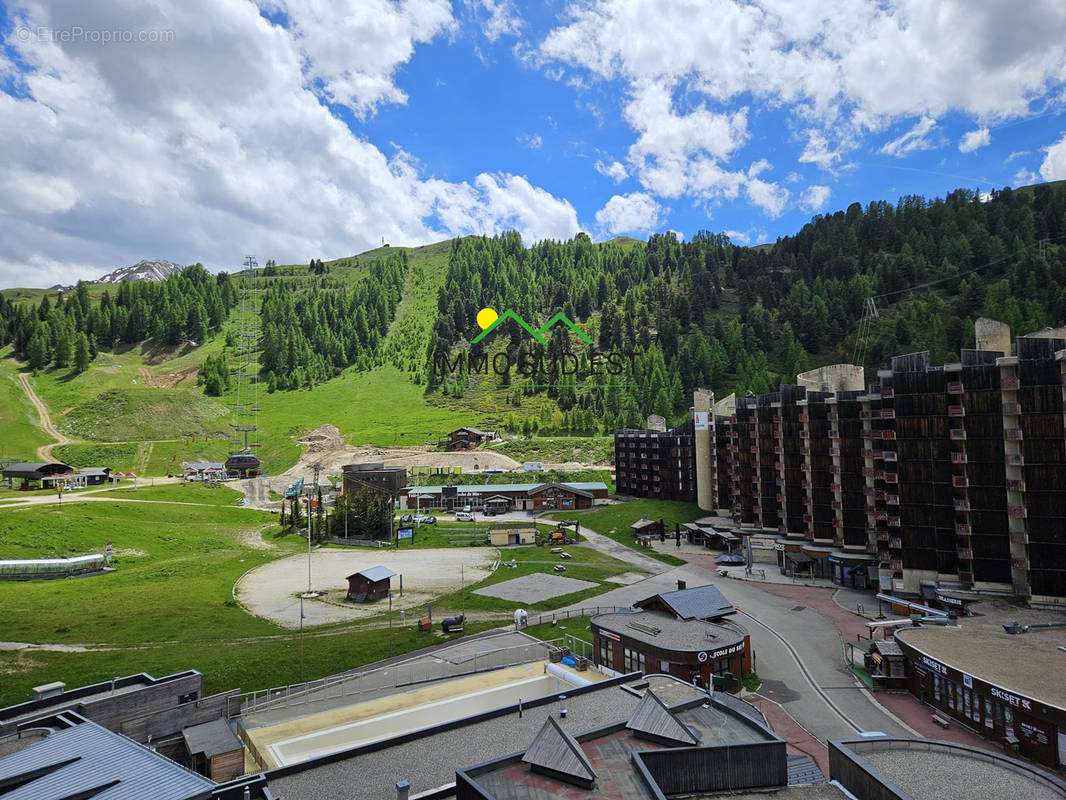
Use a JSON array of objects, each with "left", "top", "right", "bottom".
[{"left": 614, "top": 320, "right": 1066, "bottom": 604}]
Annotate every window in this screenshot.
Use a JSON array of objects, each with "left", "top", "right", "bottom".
[
  {"left": 1004, "top": 707, "right": 1014, "bottom": 739},
  {"left": 955, "top": 685, "right": 963, "bottom": 716},
  {"left": 598, "top": 637, "right": 610, "bottom": 667},
  {"left": 933, "top": 675, "right": 942, "bottom": 702},
  {"left": 623, "top": 647, "right": 646, "bottom": 673},
  {"left": 984, "top": 698, "right": 994, "bottom": 729}
]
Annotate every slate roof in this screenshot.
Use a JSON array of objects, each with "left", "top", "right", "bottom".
[
  {"left": 522, "top": 716, "right": 596, "bottom": 786},
  {"left": 0, "top": 716, "right": 212, "bottom": 800},
  {"left": 349, "top": 566, "right": 397, "bottom": 583},
  {"left": 634, "top": 584, "right": 736, "bottom": 620},
  {"left": 625, "top": 690, "right": 700, "bottom": 746},
  {"left": 181, "top": 718, "right": 241, "bottom": 759}
]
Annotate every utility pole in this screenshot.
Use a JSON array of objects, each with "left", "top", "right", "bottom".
[
  {"left": 299, "top": 594, "right": 305, "bottom": 684},
  {"left": 306, "top": 494, "right": 312, "bottom": 594}
]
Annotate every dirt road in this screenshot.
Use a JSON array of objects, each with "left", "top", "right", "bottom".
[{"left": 18, "top": 372, "right": 73, "bottom": 461}]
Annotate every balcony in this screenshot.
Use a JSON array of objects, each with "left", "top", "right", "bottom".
[
  {"left": 880, "top": 387, "right": 894, "bottom": 398},
  {"left": 801, "top": 464, "right": 811, "bottom": 472},
  {"left": 881, "top": 409, "right": 896, "bottom": 419},
  {"left": 952, "top": 475, "right": 969, "bottom": 489},
  {"left": 884, "top": 472, "right": 899, "bottom": 484},
  {"left": 801, "top": 480, "right": 812, "bottom": 489},
  {"left": 958, "top": 570, "right": 973, "bottom": 584},
  {"left": 948, "top": 405, "right": 965, "bottom": 417},
  {"left": 1004, "top": 428, "right": 1023, "bottom": 441},
  {"left": 828, "top": 412, "right": 839, "bottom": 421},
  {"left": 862, "top": 448, "right": 874, "bottom": 458},
  {"left": 875, "top": 510, "right": 888, "bottom": 521},
  {"left": 1007, "top": 479, "right": 1026, "bottom": 492},
  {"left": 1009, "top": 531, "right": 1027, "bottom": 545},
  {"left": 861, "top": 410, "right": 872, "bottom": 420},
  {"left": 829, "top": 448, "right": 841, "bottom": 457},
  {"left": 800, "top": 446, "right": 811, "bottom": 455},
  {"left": 1005, "top": 453, "right": 1025, "bottom": 467},
  {"left": 950, "top": 429, "right": 967, "bottom": 441},
  {"left": 947, "top": 381, "right": 964, "bottom": 394},
  {"left": 890, "top": 559, "right": 903, "bottom": 572},
  {"left": 862, "top": 467, "right": 874, "bottom": 477},
  {"left": 886, "top": 494, "right": 900, "bottom": 505},
  {"left": 1008, "top": 505, "right": 1027, "bottom": 519},
  {"left": 831, "top": 501, "right": 842, "bottom": 510},
  {"left": 879, "top": 550, "right": 891, "bottom": 561},
  {"left": 889, "top": 537, "right": 902, "bottom": 549},
  {"left": 798, "top": 413, "right": 808, "bottom": 423},
  {"left": 956, "top": 523, "right": 971, "bottom": 535},
  {"left": 954, "top": 499, "right": 971, "bottom": 511},
  {"left": 1011, "top": 558, "right": 1029, "bottom": 570},
  {"left": 883, "top": 450, "right": 897, "bottom": 462},
  {"left": 803, "top": 514, "right": 813, "bottom": 523},
  {"left": 1002, "top": 402, "right": 1021, "bottom": 416},
  {"left": 1001, "top": 375, "right": 1020, "bottom": 390},
  {"left": 832, "top": 519, "right": 843, "bottom": 529},
  {"left": 951, "top": 452, "right": 968, "bottom": 464},
  {"left": 888, "top": 516, "right": 901, "bottom": 527},
  {"left": 881, "top": 430, "right": 896, "bottom": 440},
  {"left": 877, "top": 532, "right": 889, "bottom": 543}
]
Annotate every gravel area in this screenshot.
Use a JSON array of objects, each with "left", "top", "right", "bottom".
[
  {"left": 473, "top": 572, "right": 598, "bottom": 602},
  {"left": 236, "top": 548, "right": 495, "bottom": 628},
  {"left": 859, "top": 746, "right": 1064, "bottom": 800}
]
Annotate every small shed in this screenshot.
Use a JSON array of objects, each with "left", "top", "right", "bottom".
[
  {"left": 346, "top": 566, "right": 397, "bottom": 602},
  {"left": 78, "top": 467, "right": 112, "bottom": 486},
  {"left": 489, "top": 527, "right": 536, "bottom": 546},
  {"left": 630, "top": 518, "right": 663, "bottom": 537},
  {"left": 181, "top": 718, "right": 244, "bottom": 781}
]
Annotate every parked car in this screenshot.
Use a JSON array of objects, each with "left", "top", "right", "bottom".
[
  {"left": 483, "top": 509, "right": 498, "bottom": 517},
  {"left": 455, "top": 511, "right": 475, "bottom": 522},
  {"left": 424, "top": 515, "right": 437, "bottom": 524},
  {"left": 399, "top": 514, "right": 413, "bottom": 523},
  {"left": 413, "top": 514, "right": 427, "bottom": 523}
]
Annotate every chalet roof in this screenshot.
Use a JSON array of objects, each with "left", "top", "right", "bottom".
[
  {"left": 626, "top": 689, "right": 700, "bottom": 746},
  {"left": 181, "top": 718, "right": 242, "bottom": 759},
  {"left": 185, "top": 462, "right": 225, "bottom": 471},
  {"left": 78, "top": 467, "right": 111, "bottom": 476},
  {"left": 527, "top": 481, "right": 594, "bottom": 498},
  {"left": 635, "top": 584, "right": 736, "bottom": 620},
  {"left": 631, "top": 518, "right": 661, "bottom": 531},
  {"left": 521, "top": 716, "right": 596, "bottom": 787},
  {"left": 1, "top": 462, "right": 72, "bottom": 479},
  {"left": 0, "top": 715, "right": 212, "bottom": 800},
  {"left": 872, "top": 640, "right": 904, "bottom": 658},
  {"left": 349, "top": 566, "right": 396, "bottom": 583},
  {"left": 453, "top": 427, "right": 496, "bottom": 437}
]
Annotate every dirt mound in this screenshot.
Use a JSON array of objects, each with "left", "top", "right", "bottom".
[{"left": 298, "top": 424, "right": 345, "bottom": 454}]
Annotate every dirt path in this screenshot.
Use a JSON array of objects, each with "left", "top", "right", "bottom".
[{"left": 18, "top": 372, "right": 73, "bottom": 461}]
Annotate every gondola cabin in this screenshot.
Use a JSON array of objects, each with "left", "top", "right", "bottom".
[{"left": 225, "top": 453, "right": 260, "bottom": 478}]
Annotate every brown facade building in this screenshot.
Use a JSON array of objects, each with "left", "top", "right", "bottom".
[
  {"left": 614, "top": 418, "right": 696, "bottom": 501},
  {"left": 445, "top": 427, "right": 497, "bottom": 450},
  {"left": 614, "top": 321, "right": 1066, "bottom": 604}
]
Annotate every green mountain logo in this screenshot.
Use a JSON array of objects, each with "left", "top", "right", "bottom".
[{"left": 471, "top": 308, "right": 593, "bottom": 345}]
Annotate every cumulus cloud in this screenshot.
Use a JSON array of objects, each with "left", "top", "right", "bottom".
[
  {"left": 594, "top": 159, "right": 628, "bottom": 182},
  {"left": 1039, "top": 132, "right": 1066, "bottom": 181},
  {"left": 799, "top": 185, "right": 832, "bottom": 213},
  {"left": 472, "top": 0, "right": 523, "bottom": 41},
  {"left": 0, "top": 0, "right": 580, "bottom": 286},
  {"left": 744, "top": 161, "right": 789, "bottom": 218},
  {"left": 539, "top": 0, "right": 1066, "bottom": 212},
  {"left": 880, "top": 116, "right": 937, "bottom": 157},
  {"left": 958, "top": 127, "right": 991, "bottom": 153},
  {"left": 594, "top": 192, "right": 665, "bottom": 235}
]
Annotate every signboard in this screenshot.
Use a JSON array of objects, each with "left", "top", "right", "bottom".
[
  {"left": 706, "top": 641, "right": 745, "bottom": 662},
  {"left": 963, "top": 673, "right": 973, "bottom": 688},
  {"left": 694, "top": 411, "right": 709, "bottom": 431},
  {"left": 397, "top": 527, "right": 414, "bottom": 540},
  {"left": 935, "top": 591, "right": 964, "bottom": 608},
  {"left": 920, "top": 655, "right": 948, "bottom": 676},
  {"left": 600, "top": 630, "right": 621, "bottom": 642},
  {"left": 1020, "top": 722, "right": 1049, "bottom": 744},
  {"left": 990, "top": 686, "right": 1032, "bottom": 711},
  {"left": 697, "top": 651, "right": 708, "bottom": 663}
]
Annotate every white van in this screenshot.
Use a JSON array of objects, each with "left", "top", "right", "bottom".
[{"left": 455, "top": 511, "right": 475, "bottom": 522}]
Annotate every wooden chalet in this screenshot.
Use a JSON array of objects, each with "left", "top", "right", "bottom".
[{"left": 346, "top": 566, "right": 397, "bottom": 602}]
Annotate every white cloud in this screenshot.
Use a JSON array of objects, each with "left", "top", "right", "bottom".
[
  {"left": 798, "top": 130, "right": 844, "bottom": 172},
  {"left": 539, "top": 0, "right": 1066, "bottom": 211},
  {"left": 744, "top": 160, "right": 790, "bottom": 218},
  {"left": 594, "top": 192, "right": 665, "bottom": 235},
  {"left": 594, "top": 159, "right": 628, "bottom": 182},
  {"left": 517, "top": 133, "right": 543, "bottom": 150},
  {"left": 471, "top": 0, "right": 523, "bottom": 41},
  {"left": 958, "top": 127, "right": 991, "bottom": 153},
  {"left": 1014, "top": 167, "right": 1039, "bottom": 186},
  {"left": 880, "top": 116, "right": 937, "bottom": 157},
  {"left": 0, "top": 0, "right": 580, "bottom": 286},
  {"left": 1039, "top": 131, "right": 1066, "bottom": 181},
  {"left": 799, "top": 185, "right": 831, "bottom": 212},
  {"left": 1006, "top": 150, "right": 1030, "bottom": 162},
  {"left": 268, "top": 0, "right": 456, "bottom": 118}
]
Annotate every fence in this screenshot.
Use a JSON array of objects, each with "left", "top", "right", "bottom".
[
  {"left": 523, "top": 605, "right": 629, "bottom": 627},
  {"left": 241, "top": 638, "right": 559, "bottom": 716}
]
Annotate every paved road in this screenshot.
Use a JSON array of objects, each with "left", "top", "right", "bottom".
[{"left": 552, "top": 556, "right": 911, "bottom": 743}]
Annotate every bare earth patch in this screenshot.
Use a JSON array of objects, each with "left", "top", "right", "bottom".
[
  {"left": 235, "top": 547, "right": 496, "bottom": 629},
  {"left": 603, "top": 571, "right": 646, "bottom": 585}
]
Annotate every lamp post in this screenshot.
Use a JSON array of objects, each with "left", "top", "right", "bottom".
[{"left": 306, "top": 495, "right": 312, "bottom": 595}]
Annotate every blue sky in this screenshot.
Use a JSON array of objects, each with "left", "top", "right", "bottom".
[{"left": 1, "top": 0, "right": 1066, "bottom": 286}]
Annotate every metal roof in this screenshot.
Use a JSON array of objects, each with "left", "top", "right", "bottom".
[
  {"left": 349, "top": 566, "right": 397, "bottom": 583},
  {"left": 635, "top": 584, "right": 736, "bottom": 620},
  {"left": 181, "top": 718, "right": 241, "bottom": 759},
  {"left": 77, "top": 467, "right": 110, "bottom": 476},
  {"left": 1, "top": 463, "right": 71, "bottom": 479},
  {"left": 400, "top": 482, "right": 607, "bottom": 495},
  {"left": 0, "top": 716, "right": 212, "bottom": 800}
]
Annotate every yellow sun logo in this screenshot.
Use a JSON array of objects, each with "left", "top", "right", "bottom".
[{"left": 476, "top": 307, "right": 499, "bottom": 330}]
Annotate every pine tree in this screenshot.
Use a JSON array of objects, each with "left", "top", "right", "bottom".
[{"left": 74, "top": 332, "right": 91, "bottom": 373}]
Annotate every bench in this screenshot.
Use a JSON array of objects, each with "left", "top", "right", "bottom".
[{"left": 931, "top": 713, "right": 950, "bottom": 729}]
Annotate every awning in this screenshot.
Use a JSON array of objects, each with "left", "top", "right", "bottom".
[{"left": 785, "top": 552, "right": 813, "bottom": 564}]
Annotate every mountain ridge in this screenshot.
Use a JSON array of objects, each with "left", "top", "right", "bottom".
[{"left": 50, "top": 258, "right": 182, "bottom": 291}]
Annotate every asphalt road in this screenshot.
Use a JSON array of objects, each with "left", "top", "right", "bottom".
[{"left": 553, "top": 556, "right": 912, "bottom": 742}]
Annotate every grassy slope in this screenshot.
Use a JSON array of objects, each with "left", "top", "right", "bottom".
[
  {"left": 0, "top": 346, "right": 50, "bottom": 459},
  {"left": 488, "top": 437, "right": 612, "bottom": 464},
  {"left": 545, "top": 498, "right": 708, "bottom": 567}
]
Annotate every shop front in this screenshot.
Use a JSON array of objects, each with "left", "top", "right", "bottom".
[
  {"left": 828, "top": 552, "right": 876, "bottom": 589},
  {"left": 896, "top": 638, "right": 1066, "bottom": 768}
]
